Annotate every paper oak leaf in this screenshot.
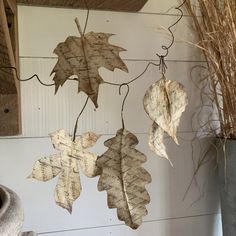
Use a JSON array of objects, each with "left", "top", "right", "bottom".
[
  {"left": 143, "top": 76, "right": 188, "bottom": 165},
  {"left": 51, "top": 19, "right": 128, "bottom": 108},
  {"left": 97, "top": 129, "right": 151, "bottom": 229},
  {"left": 29, "top": 129, "right": 101, "bottom": 213}
]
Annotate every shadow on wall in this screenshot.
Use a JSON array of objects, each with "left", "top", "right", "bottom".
[
  {"left": 166, "top": 136, "right": 221, "bottom": 236},
  {"left": 167, "top": 214, "right": 220, "bottom": 236}
]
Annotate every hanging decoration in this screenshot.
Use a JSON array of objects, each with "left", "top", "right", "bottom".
[
  {"left": 29, "top": 129, "right": 101, "bottom": 213},
  {"left": 143, "top": 76, "right": 188, "bottom": 165},
  {"left": 0, "top": 0, "right": 188, "bottom": 230},
  {"left": 97, "top": 128, "right": 151, "bottom": 229},
  {"left": 51, "top": 18, "right": 128, "bottom": 108}
]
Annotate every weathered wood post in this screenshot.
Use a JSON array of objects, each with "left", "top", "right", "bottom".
[{"left": 0, "top": 0, "right": 21, "bottom": 136}]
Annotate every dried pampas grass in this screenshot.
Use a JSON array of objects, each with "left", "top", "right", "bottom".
[{"left": 186, "top": 0, "right": 236, "bottom": 139}]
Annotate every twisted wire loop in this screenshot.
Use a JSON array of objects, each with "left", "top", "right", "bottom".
[{"left": 158, "top": 56, "right": 168, "bottom": 75}]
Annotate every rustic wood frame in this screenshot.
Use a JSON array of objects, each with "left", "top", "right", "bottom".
[{"left": 17, "top": 0, "right": 148, "bottom": 12}]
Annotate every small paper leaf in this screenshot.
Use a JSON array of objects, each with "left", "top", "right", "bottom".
[
  {"left": 51, "top": 22, "right": 128, "bottom": 108},
  {"left": 97, "top": 129, "right": 151, "bottom": 229},
  {"left": 29, "top": 129, "right": 101, "bottom": 213},
  {"left": 149, "top": 122, "right": 173, "bottom": 166},
  {"left": 28, "top": 154, "right": 62, "bottom": 181}
]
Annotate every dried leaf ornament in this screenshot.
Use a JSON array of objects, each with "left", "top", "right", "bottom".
[
  {"left": 143, "top": 76, "right": 188, "bottom": 165},
  {"left": 29, "top": 129, "right": 101, "bottom": 213},
  {"left": 51, "top": 18, "right": 128, "bottom": 108},
  {"left": 97, "top": 129, "right": 151, "bottom": 229}
]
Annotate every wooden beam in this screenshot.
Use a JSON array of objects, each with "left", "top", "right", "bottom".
[
  {"left": 0, "top": 0, "right": 21, "bottom": 136},
  {"left": 17, "top": 0, "right": 148, "bottom": 12}
]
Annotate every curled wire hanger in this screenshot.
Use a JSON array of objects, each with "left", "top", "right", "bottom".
[
  {"left": 116, "top": 0, "right": 187, "bottom": 130},
  {"left": 156, "top": 0, "right": 186, "bottom": 74}
]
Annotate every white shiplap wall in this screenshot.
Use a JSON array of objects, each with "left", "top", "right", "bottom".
[{"left": 0, "top": 0, "right": 222, "bottom": 235}]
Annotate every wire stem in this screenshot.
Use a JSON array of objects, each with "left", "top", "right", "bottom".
[
  {"left": 119, "top": 84, "right": 130, "bottom": 130},
  {"left": 72, "top": 96, "right": 89, "bottom": 141}
]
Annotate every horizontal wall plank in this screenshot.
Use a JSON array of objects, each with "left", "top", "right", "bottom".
[
  {"left": 38, "top": 214, "right": 222, "bottom": 236},
  {"left": 17, "top": 6, "right": 202, "bottom": 61},
  {"left": 0, "top": 134, "right": 219, "bottom": 233},
  {"left": 19, "top": 59, "right": 205, "bottom": 137}
]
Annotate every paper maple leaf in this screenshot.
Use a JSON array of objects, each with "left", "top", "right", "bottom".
[
  {"left": 143, "top": 76, "right": 188, "bottom": 165},
  {"left": 97, "top": 129, "right": 151, "bottom": 229},
  {"left": 51, "top": 19, "right": 128, "bottom": 108},
  {"left": 29, "top": 129, "right": 101, "bottom": 213}
]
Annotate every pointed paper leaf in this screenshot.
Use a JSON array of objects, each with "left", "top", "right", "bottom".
[
  {"left": 149, "top": 122, "right": 173, "bottom": 166},
  {"left": 97, "top": 129, "right": 151, "bottom": 229},
  {"left": 29, "top": 129, "right": 101, "bottom": 213},
  {"left": 55, "top": 157, "right": 81, "bottom": 213},
  {"left": 51, "top": 23, "right": 128, "bottom": 108},
  {"left": 143, "top": 76, "right": 188, "bottom": 144},
  {"left": 28, "top": 154, "right": 62, "bottom": 181}
]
